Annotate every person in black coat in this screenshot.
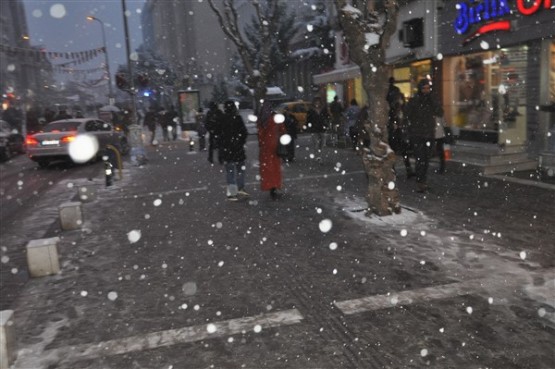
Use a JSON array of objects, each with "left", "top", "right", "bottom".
[
  {"left": 164, "top": 106, "right": 178, "bottom": 140},
  {"left": 282, "top": 112, "right": 298, "bottom": 162},
  {"left": 144, "top": 107, "right": 158, "bottom": 145},
  {"left": 387, "top": 80, "right": 414, "bottom": 178},
  {"left": 205, "top": 102, "right": 223, "bottom": 164},
  {"left": 306, "top": 97, "right": 330, "bottom": 160},
  {"left": 405, "top": 79, "right": 444, "bottom": 192},
  {"left": 218, "top": 101, "right": 249, "bottom": 201}
]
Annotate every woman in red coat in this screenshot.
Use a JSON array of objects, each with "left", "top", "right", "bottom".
[{"left": 257, "top": 101, "right": 286, "bottom": 200}]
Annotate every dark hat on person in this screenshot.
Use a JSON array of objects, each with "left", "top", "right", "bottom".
[
  {"left": 224, "top": 100, "right": 237, "bottom": 114},
  {"left": 417, "top": 79, "right": 430, "bottom": 91}
]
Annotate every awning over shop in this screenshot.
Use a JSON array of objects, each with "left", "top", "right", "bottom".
[{"left": 313, "top": 65, "right": 361, "bottom": 85}]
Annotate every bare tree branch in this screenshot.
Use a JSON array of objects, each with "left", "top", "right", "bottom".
[{"left": 207, "top": 0, "right": 255, "bottom": 83}]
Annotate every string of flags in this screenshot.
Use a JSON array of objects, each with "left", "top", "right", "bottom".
[
  {"left": 56, "top": 66, "right": 106, "bottom": 75},
  {"left": 0, "top": 44, "right": 106, "bottom": 67}
]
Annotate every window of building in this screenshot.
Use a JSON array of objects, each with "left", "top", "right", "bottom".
[
  {"left": 444, "top": 46, "right": 528, "bottom": 134},
  {"left": 393, "top": 60, "right": 432, "bottom": 99}
]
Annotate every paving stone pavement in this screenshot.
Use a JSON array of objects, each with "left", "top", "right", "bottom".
[{"left": 7, "top": 136, "right": 555, "bottom": 369}]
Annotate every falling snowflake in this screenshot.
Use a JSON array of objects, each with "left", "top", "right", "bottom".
[
  {"left": 280, "top": 134, "right": 292, "bottom": 145},
  {"left": 127, "top": 230, "right": 142, "bottom": 243},
  {"left": 182, "top": 282, "right": 198, "bottom": 296},
  {"left": 319, "top": 219, "right": 332, "bottom": 233},
  {"left": 207, "top": 324, "right": 217, "bottom": 334},
  {"left": 69, "top": 135, "right": 99, "bottom": 163},
  {"left": 50, "top": 4, "right": 66, "bottom": 18},
  {"left": 274, "top": 114, "right": 285, "bottom": 124}
]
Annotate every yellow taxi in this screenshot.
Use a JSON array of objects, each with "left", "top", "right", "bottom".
[{"left": 275, "top": 101, "right": 312, "bottom": 132}]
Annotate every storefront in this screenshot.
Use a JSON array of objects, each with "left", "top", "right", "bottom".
[
  {"left": 314, "top": 2, "right": 440, "bottom": 107},
  {"left": 437, "top": 0, "right": 554, "bottom": 162},
  {"left": 312, "top": 47, "right": 366, "bottom": 106},
  {"left": 391, "top": 59, "right": 434, "bottom": 100}
]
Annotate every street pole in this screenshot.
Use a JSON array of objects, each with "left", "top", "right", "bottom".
[
  {"left": 86, "top": 16, "right": 114, "bottom": 105},
  {"left": 121, "top": 0, "right": 147, "bottom": 165}
]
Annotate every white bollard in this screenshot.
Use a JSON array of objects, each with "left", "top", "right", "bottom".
[
  {"left": 59, "top": 201, "right": 83, "bottom": 230},
  {"left": 26, "top": 237, "right": 60, "bottom": 277},
  {"left": 0, "top": 310, "right": 15, "bottom": 369}
]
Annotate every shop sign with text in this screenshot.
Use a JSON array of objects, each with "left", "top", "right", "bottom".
[{"left": 454, "top": 0, "right": 553, "bottom": 45}]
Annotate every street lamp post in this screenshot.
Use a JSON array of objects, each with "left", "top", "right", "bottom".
[
  {"left": 120, "top": 0, "right": 147, "bottom": 165},
  {"left": 86, "top": 16, "right": 115, "bottom": 105}
]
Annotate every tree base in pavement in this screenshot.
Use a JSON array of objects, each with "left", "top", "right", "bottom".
[{"left": 362, "top": 141, "right": 401, "bottom": 216}]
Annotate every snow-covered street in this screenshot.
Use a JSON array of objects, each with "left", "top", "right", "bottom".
[{"left": 5, "top": 136, "right": 554, "bottom": 369}]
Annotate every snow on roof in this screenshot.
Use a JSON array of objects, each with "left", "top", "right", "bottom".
[
  {"left": 342, "top": 4, "right": 362, "bottom": 18},
  {"left": 248, "top": 87, "right": 286, "bottom": 96}
]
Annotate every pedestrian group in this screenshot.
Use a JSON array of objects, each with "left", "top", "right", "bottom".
[{"left": 187, "top": 77, "right": 446, "bottom": 201}]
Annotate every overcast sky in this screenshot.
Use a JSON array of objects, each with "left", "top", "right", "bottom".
[{"left": 23, "top": 0, "right": 146, "bottom": 80}]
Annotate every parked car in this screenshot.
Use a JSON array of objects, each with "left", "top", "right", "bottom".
[
  {"left": 275, "top": 101, "right": 312, "bottom": 131},
  {"left": 26, "top": 118, "right": 129, "bottom": 168},
  {"left": 0, "top": 120, "right": 25, "bottom": 161}
]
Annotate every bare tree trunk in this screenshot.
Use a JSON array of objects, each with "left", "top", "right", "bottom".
[
  {"left": 335, "top": 0, "right": 401, "bottom": 216},
  {"left": 360, "top": 64, "right": 401, "bottom": 215}
]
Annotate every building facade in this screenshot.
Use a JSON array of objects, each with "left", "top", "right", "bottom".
[
  {"left": 0, "top": 0, "right": 43, "bottom": 114},
  {"left": 437, "top": 0, "right": 554, "bottom": 172},
  {"left": 313, "top": 0, "right": 554, "bottom": 173},
  {"left": 141, "top": 0, "right": 239, "bottom": 104}
]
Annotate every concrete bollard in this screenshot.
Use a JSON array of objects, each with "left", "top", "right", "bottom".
[
  {"left": 0, "top": 310, "right": 15, "bottom": 369},
  {"left": 26, "top": 237, "right": 60, "bottom": 277},
  {"left": 77, "top": 185, "right": 97, "bottom": 203},
  {"left": 59, "top": 201, "right": 83, "bottom": 230}
]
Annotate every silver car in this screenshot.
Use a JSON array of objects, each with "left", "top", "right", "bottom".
[{"left": 26, "top": 118, "right": 129, "bottom": 168}]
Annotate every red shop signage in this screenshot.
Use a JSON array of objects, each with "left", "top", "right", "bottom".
[{"left": 454, "top": 0, "right": 553, "bottom": 45}]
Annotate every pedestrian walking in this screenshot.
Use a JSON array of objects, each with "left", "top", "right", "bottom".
[
  {"left": 257, "top": 101, "right": 287, "bottom": 200},
  {"left": 386, "top": 79, "right": 414, "bottom": 178},
  {"left": 434, "top": 115, "right": 447, "bottom": 174},
  {"left": 344, "top": 99, "right": 361, "bottom": 150},
  {"left": 354, "top": 105, "right": 370, "bottom": 150},
  {"left": 205, "top": 102, "right": 223, "bottom": 164},
  {"left": 164, "top": 106, "right": 179, "bottom": 141},
  {"left": 219, "top": 100, "right": 249, "bottom": 201},
  {"left": 44, "top": 107, "right": 56, "bottom": 123},
  {"left": 196, "top": 108, "right": 207, "bottom": 150},
  {"left": 329, "top": 95, "right": 344, "bottom": 146},
  {"left": 54, "top": 108, "right": 72, "bottom": 121},
  {"left": 306, "top": 97, "right": 330, "bottom": 160},
  {"left": 282, "top": 111, "right": 298, "bottom": 162},
  {"left": 159, "top": 108, "right": 170, "bottom": 142},
  {"left": 144, "top": 107, "right": 158, "bottom": 145},
  {"left": 405, "top": 79, "right": 444, "bottom": 192}
]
